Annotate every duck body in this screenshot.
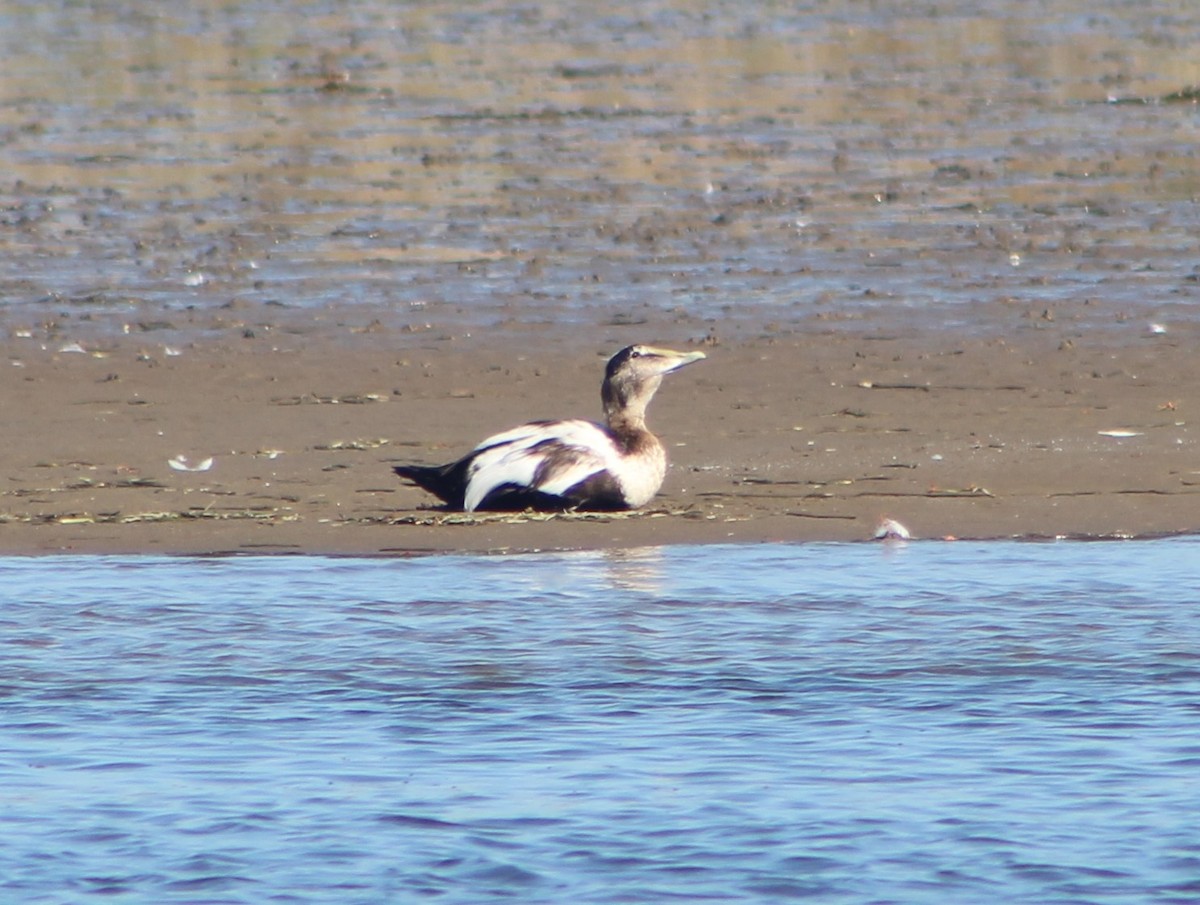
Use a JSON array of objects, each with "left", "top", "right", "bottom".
[
  {"left": 394, "top": 418, "right": 664, "bottom": 512},
  {"left": 394, "top": 344, "right": 704, "bottom": 512}
]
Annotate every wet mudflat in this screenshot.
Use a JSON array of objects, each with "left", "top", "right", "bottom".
[{"left": 1, "top": 1, "right": 1200, "bottom": 552}]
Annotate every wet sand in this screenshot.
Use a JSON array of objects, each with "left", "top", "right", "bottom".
[
  {"left": 3, "top": 2, "right": 1200, "bottom": 554},
  {"left": 5, "top": 311, "right": 1198, "bottom": 555}
]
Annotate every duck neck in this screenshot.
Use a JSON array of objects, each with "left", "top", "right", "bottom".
[
  {"left": 605, "top": 401, "right": 647, "bottom": 440},
  {"left": 603, "top": 372, "right": 662, "bottom": 444}
]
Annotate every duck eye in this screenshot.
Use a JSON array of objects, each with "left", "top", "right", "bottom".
[{"left": 629, "top": 349, "right": 642, "bottom": 358}]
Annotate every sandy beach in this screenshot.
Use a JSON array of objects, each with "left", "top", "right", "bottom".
[
  {"left": 5, "top": 307, "right": 1198, "bottom": 555},
  {"left": 3, "top": 2, "right": 1200, "bottom": 555}
]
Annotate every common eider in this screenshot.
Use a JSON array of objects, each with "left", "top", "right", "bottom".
[{"left": 393, "top": 344, "right": 706, "bottom": 512}]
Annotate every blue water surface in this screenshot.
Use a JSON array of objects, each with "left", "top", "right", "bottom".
[{"left": 2, "top": 539, "right": 1199, "bottom": 904}]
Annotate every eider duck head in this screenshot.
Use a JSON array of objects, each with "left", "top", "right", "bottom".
[{"left": 601, "top": 344, "right": 706, "bottom": 430}]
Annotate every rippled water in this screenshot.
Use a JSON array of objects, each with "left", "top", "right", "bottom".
[{"left": 3, "top": 539, "right": 1199, "bottom": 903}]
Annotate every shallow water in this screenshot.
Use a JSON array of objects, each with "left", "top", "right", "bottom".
[
  {"left": 2, "top": 1, "right": 1200, "bottom": 345},
  {"left": 3, "top": 539, "right": 1199, "bottom": 903}
]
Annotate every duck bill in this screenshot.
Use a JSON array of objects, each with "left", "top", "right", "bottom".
[{"left": 647, "top": 347, "right": 707, "bottom": 373}]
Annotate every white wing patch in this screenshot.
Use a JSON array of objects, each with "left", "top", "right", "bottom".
[{"left": 463, "top": 420, "right": 622, "bottom": 511}]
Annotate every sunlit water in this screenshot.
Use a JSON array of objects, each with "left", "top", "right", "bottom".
[{"left": 3, "top": 539, "right": 1199, "bottom": 903}]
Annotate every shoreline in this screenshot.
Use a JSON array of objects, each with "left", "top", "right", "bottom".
[{"left": 5, "top": 315, "right": 1199, "bottom": 556}]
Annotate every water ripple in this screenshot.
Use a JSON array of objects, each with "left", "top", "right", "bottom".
[{"left": 2, "top": 539, "right": 1199, "bottom": 902}]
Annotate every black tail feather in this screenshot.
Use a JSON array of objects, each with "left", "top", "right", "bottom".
[{"left": 393, "top": 462, "right": 469, "bottom": 509}]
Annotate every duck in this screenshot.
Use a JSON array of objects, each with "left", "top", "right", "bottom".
[{"left": 393, "top": 344, "right": 706, "bottom": 512}]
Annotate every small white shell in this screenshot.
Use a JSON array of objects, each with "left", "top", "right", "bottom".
[
  {"left": 168, "top": 455, "right": 214, "bottom": 472},
  {"left": 874, "top": 517, "right": 912, "bottom": 541}
]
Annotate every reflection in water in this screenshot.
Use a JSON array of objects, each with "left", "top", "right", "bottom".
[{"left": 601, "top": 544, "right": 666, "bottom": 594}]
